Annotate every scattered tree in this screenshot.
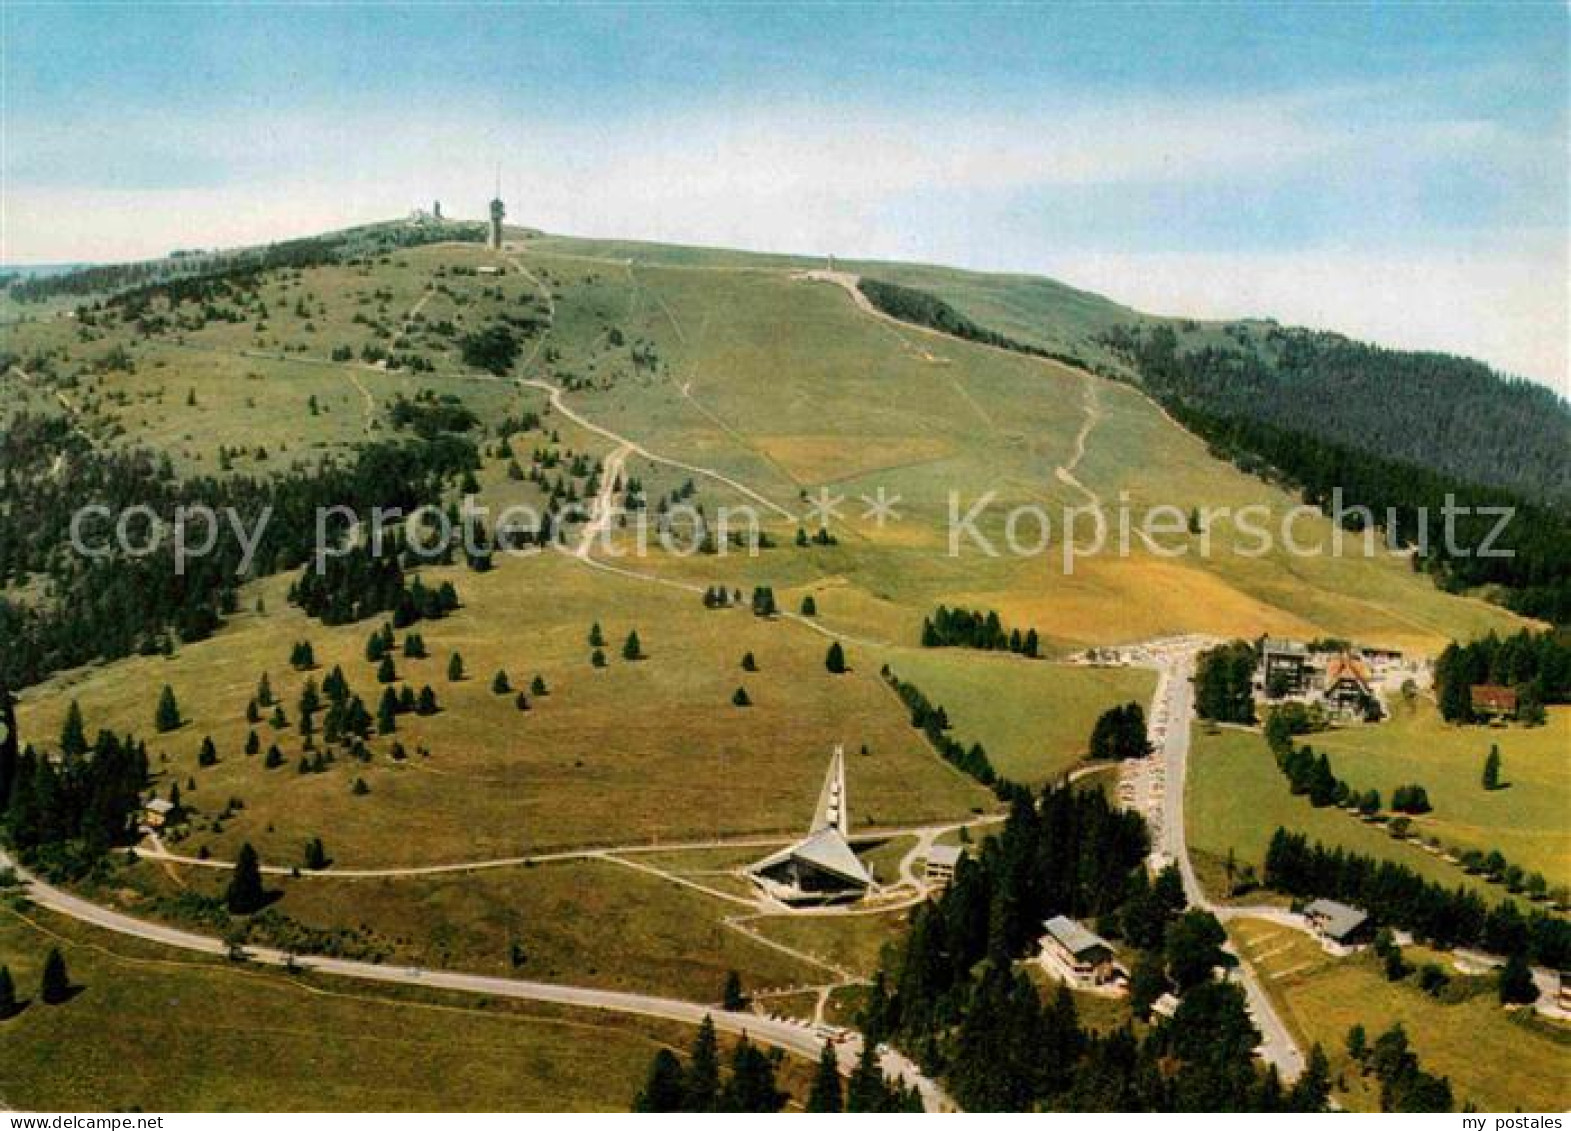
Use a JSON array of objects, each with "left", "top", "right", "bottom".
[{"left": 226, "top": 843, "right": 267, "bottom": 914}]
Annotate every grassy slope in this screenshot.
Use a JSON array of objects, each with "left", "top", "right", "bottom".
[
  {"left": 516, "top": 238, "right": 1527, "bottom": 654},
  {"left": 1309, "top": 700, "right": 1571, "bottom": 887},
  {"left": 1229, "top": 916, "right": 1570, "bottom": 1113},
  {"left": 0, "top": 901, "right": 685, "bottom": 1112},
  {"left": 17, "top": 553, "right": 990, "bottom": 869},
  {"left": 869, "top": 649, "right": 1158, "bottom": 784},
  {"left": 99, "top": 855, "right": 822, "bottom": 1002},
  {"left": 1186, "top": 725, "right": 1512, "bottom": 902}
]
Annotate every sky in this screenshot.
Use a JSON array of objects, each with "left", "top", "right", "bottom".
[{"left": 4, "top": 3, "right": 1567, "bottom": 390}]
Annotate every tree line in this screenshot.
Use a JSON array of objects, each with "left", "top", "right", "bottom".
[
  {"left": 920, "top": 605, "right": 1041, "bottom": 656},
  {"left": 0, "top": 410, "right": 477, "bottom": 689},
  {"left": 1434, "top": 629, "right": 1571, "bottom": 723},
  {"left": 1263, "top": 828, "right": 1570, "bottom": 970},
  {"left": 1100, "top": 321, "right": 1571, "bottom": 506},
  {"left": 856, "top": 278, "right": 1089, "bottom": 370},
  {"left": 881, "top": 667, "right": 1002, "bottom": 792},
  {"left": 859, "top": 783, "right": 1332, "bottom": 1111}
]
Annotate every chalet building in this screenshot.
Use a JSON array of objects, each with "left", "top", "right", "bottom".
[
  {"left": 1039, "top": 915, "right": 1121, "bottom": 988},
  {"left": 1323, "top": 653, "right": 1375, "bottom": 715},
  {"left": 924, "top": 844, "right": 963, "bottom": 888},
  {"left": 1304, "top": 898, "right": 1373, "bottom": 946},
  {"left": 750, "top": 746, "right": 873, "bottom": 905},
  {"left": 1470, "top": 684, "right": 1519, "bottom": 721},
  {"left": 1260, "top": 637, "right": 1311, "bottom": 696}
]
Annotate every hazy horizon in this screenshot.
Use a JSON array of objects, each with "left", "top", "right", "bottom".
[{"left": 5, "top": 4, "right": 1566, "bottom": 391}]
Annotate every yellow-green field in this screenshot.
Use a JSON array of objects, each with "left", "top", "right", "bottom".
[
  {"left": 17, "top": 551, "right": 991, "bottom": 869},
  {"left": 1186, "top": 725, "right": 1520, "bottom": 904},
  {"left": 1229, "top": 917, "right": 1570, "bottom": 1112},
  {"left": 95, "top": 855, "right": 825, "bottom": 1002},
  {"left": 870, "top": 649, "right": 1157, "bottom": 783},
  {"left": 0, "top": 900, "right": 698, "bottom": 1112},
  {"left": 1310, "top": 700, "right": 1571, "bottom": 887}
]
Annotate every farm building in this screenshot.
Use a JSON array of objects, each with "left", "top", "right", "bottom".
[
  {"left": 142, "top": 797, "right": 175, "bottom": 829},
  {"left": 1470, "top": 684, "right": 1519, "bottom": 720},
  {"left": 1323, "top": 653, "right": 1375, "bottom": 714}
]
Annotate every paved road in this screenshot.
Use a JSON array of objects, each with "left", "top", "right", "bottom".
[
  {"left": 0, "top": 847, "right": 952, "bottom": 1111},
  {"left": 1150, "top": 648, "right": 1307, "bottom": 1082}
]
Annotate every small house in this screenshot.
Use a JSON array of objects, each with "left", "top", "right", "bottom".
[
  {"left": 924, "top": 844, "right": 963, "bottom": 888},
  {"left": 143, "top": 797, "right": 175, "bottom": 829},
  {"left": 1470, "top": 685, "right": 1518, "bottom": 721},
  {"left": 1039, "top": 915, "right": 1120, "bottom": 988},
  {"left": 1323, "top": 654, "right": 1375, "bottom": 714},
  {"left": 1304, "top": 898, "right": 1372, "bottom": 946}
]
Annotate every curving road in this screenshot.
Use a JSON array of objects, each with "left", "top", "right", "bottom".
[
  {"left": 1148, "top": 646, "right": 1306, "bottom": 1081},
  {"left": 0, "top": 845, "right": 952, "bottom": 1111}
]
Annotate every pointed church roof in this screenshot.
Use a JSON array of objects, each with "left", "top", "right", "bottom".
[
  {"left": 750, "top": 745, "right": 872, "bottom": 890},
  {"left": 810, "top": 744, "right": 850, "bottom": 835},
  {"left": 753, "top": 826, "right": 873, "bottom": 888}
]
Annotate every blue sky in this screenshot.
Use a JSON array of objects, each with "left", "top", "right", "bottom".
[{"left": 4, "top": 3, "right": 1566, "bottom": 387}]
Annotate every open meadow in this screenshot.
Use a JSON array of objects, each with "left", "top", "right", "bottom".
[{"left": 1229, "top": 916, "right": 1570, "bottom": 1112}]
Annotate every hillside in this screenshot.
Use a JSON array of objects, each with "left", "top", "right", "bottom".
[{"left": 1, "top": 219, "right": 1565, "bottom": 1115}]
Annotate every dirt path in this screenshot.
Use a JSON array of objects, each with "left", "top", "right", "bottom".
[
  {"left": 520, "top": 377, "right": 797, "bottom": 522},
  {"left": 576, "top": 442, "right": 633, "bottom": 559}
]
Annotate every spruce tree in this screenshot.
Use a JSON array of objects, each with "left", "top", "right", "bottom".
[
  {"left": 0, "top": 964, "right": 16, "bottom": 1019},
  {"left": 198, "top": 736, "right": 218, "bottom": 767},
  {"left": 377, "top": 691, "right": 398, "bottom": 735},
  {"left": 39, "top": 947, "right": 70, "bottom": 1005},
  {"left": 741, "top": 652, "right": 757, "bottom": 672},
  {"left": 531, "top": 675, "right": 548, "bottom": 696},
  {"left": 801, "top": 594, "right": 817, "bottom": 616},
  {"left": 732, "top": 686, "right": 751, "bottom": 707},
  {"left": 226, "top": 842, "right": 266, "bottom": 914},
  {"left": 825, "top": 641, "right": 847, "bottom": 674},
  {"left": 492, "top": 671, "right": 511, "bottom": 694},
  {"left": 807, "top": 1041, "right": 844, "bottom": 1112},
  {"left": 447, "top": 652, "right": 465, "bottom": 681},
  {"left": 1498, "top": 952, "right": 1538, "bottom": 1004},
  {"left": 60, "top": 700, "right": 88, "bottom": 759},
  {"left": 720, "top": 1036, "right": 785, "bottom": 1112},
  {"left": 622, "top": 631, "right": 643, "bottom": 661},
  {"left": 591, "top": 648, "right": 607, "bottom": 669},
  {"left": 377, "top": 655, "right": 397, "bottom": 684},
  {"left": 588, "top": 622, "right": 606, "bottom": 649},
  {"left": 633, "top": 1048, "right": 687, "bottom": 1112},
  {"left": 514, "top": 692, "right": 530, "bottom": 711},
  {"left": 721, "top": 970, "right": 746, "bottom": 1010},
  {"left": 1483, "top": 744, "right": 1502, "bottom": 790},
  {"left": 304, "top": 837, "right": 329, "bottom": 870},
  {"left": 155, "top": 685, "right": 182, "bottom": 732},
  {"left": 683, "top": 1015, "right": 720, "bottom": 1112}
]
